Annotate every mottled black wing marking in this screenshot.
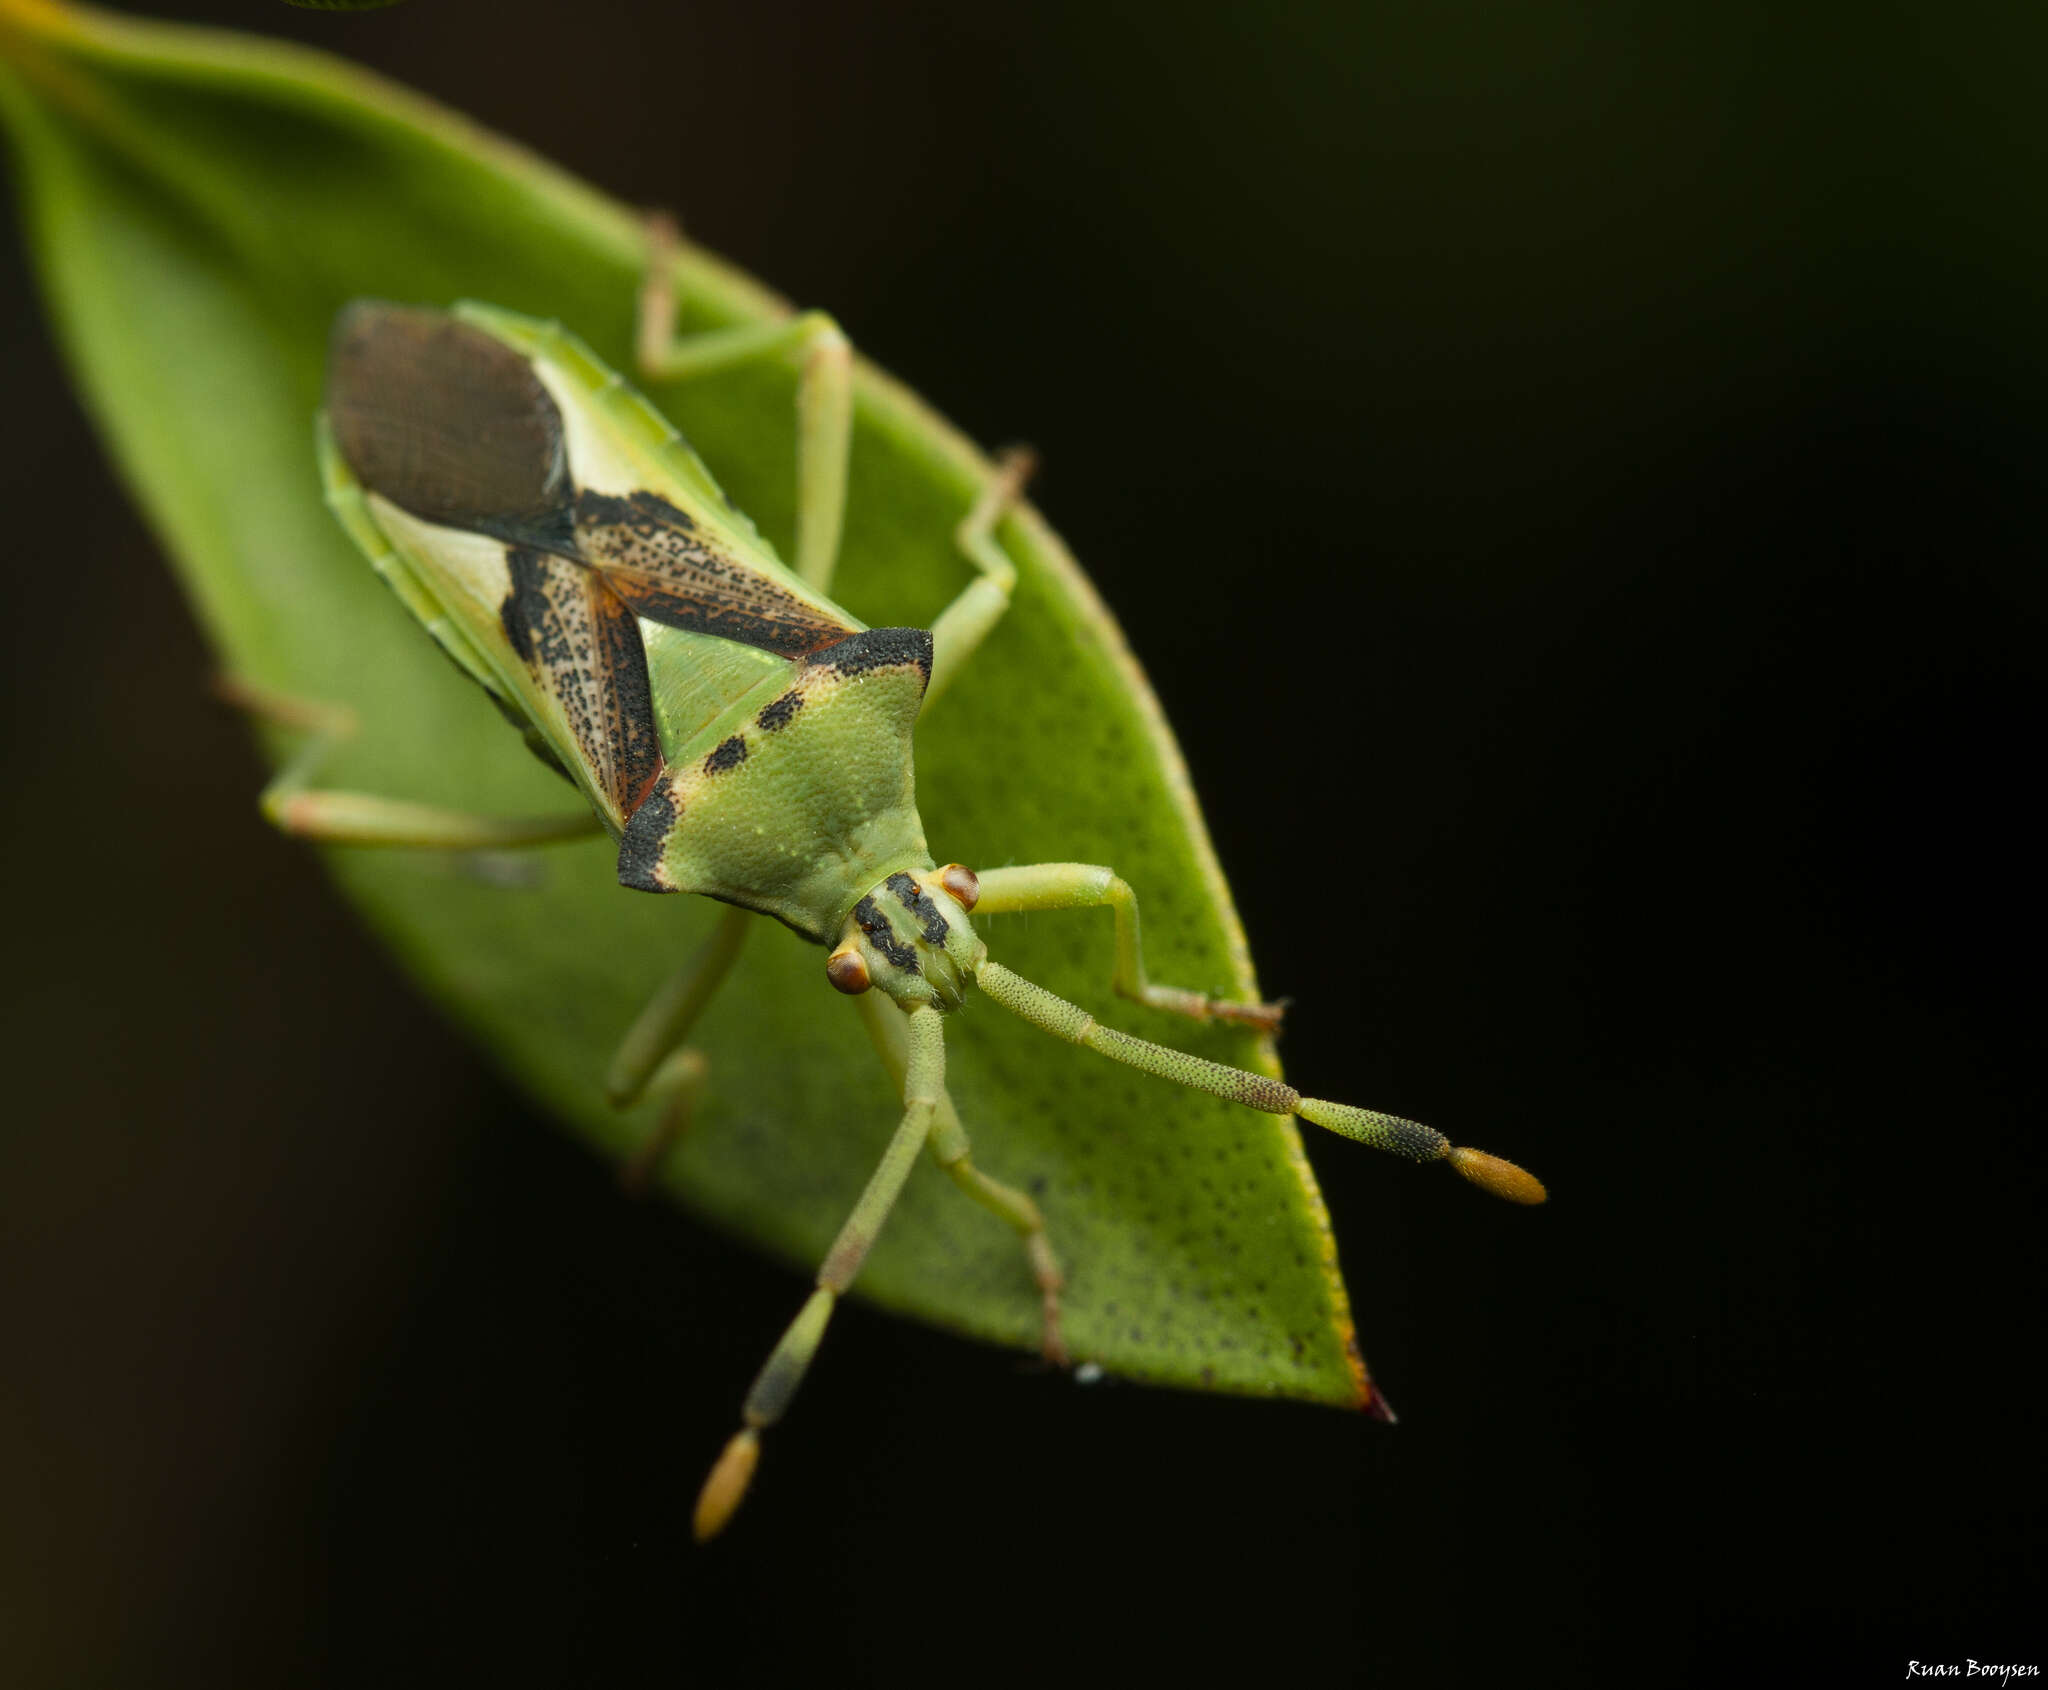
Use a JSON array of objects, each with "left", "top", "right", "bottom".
[
  {"left": 501, "top": 547, "right": 662, "bottom": 818},
  {"left": 573, "top": 489, "right": 855, "bottom": 658},
  {"left": 328, "top": 302, "right": 862, "bottom": 829},
  {"left": 329, "top": 302, "right": 576, "bottom": 555}
]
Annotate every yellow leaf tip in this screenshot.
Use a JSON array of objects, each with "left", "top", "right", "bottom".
[
  {"left": 692, "top": 1428, "right": 760, "bottom": 1543},
  {"left": 1448, "top": 1146, "right": 1548, "bottom": 1205}
]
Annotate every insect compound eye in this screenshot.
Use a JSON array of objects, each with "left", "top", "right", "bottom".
[
  {"left": 825, "top": 943, "right": 872, "bottom": 995},
  {"left": 937, "top": 864, "right": 981, "bottom": 912}
]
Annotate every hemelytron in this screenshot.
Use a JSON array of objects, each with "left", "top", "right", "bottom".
[{"left": 230, "top": 237, "right": 1546, "bottom": 1540}]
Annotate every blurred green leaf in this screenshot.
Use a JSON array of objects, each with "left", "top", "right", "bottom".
[{"left": 0, "top": 0, "right": 1368, "bottom": 1405}]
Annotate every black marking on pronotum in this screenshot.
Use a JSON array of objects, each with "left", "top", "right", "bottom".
[
  {"left": 617, "top": 784, "right": 679, "bottom": 892},
  {"left": 807, "top": 627, "right": 934, "bottom": 685},
  {"left": 887, "top": 871, "right": 951, "bottom": 945},
  {"left": 853, "top": 896, "right": 920, "bottom": 973},
  {"left": 756, "top": 689, "right": 804, "bottom": 732},
  {"left": 704, "top": 735, "right": 748, "bottom": 775},
  {"left": 329, "top": 302, "right": 576, "bottom": 556}
]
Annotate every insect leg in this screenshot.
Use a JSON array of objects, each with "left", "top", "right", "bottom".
[
  {"left": 852, "top": 992, "right": 1068, "bottom": 1364},
  {"left": 694, "top": 1004, "right": 947, "bottom": 1541},
  {"left": 605, "top": 906, "right": 752, "bottom": 1106},
  {"left": 929, "top": 1114, "right": 1069, "bottom": 1366},
  {"left": 638, "top": 213, "right": 852, "bottom": 591},
  {"left": 217, "top": 678, "right": 604, "bottom": 849},
  {"left": 618, "top": 1048, "right": 709, "bottom": 1196},
  {"left": 973, "top": 863, "right": 1287, "bottom": 1031},
  {"left": 974, "top": 960, "right": 1548, "bottom": 1206},
  {"left": 924, "top": 447, "right": 1033, "bottom": 710}
]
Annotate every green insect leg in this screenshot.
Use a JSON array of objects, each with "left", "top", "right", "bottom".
[
  {"left": 693, "top": 1004, "right": 948, "bottom": 1542},
  {"left": 974, "top": 960, "right": 1548, "bottom": 1206},
  {"left": 853, "top": 991, "right": 1068, "bottom": 1364},
  {"left": 605, "top": 907, "right": 751, "bottom": 1191},
  {"left": 617, "top": 1048, "right": 710, "bottom": 1196},
  {"left": 217, "top": 678, "right": 604, "bottom": 849},
  {"left": 638, "top": 213, "right": 852, "bottom": 592},
  {"left": 924, "top": 446, "right": 1033, "bottom": 710},
  {"left": 605, "top": 906, "right": 752, "bottom": 1106},
  {"left": 973, "top": 862, "right": 1286, "bottom": 1031},
  {"left": 930, "top": 1113, "right": 1069, "bottom": 1366}
]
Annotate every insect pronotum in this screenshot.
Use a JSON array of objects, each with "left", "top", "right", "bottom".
[{"left": 229, "top": 231, "right": 1546, "bottom": 1540}]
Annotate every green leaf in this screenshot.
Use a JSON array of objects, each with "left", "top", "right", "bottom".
[{"left": 0, "top": 0, "right": 1368, "bottom": 1406}]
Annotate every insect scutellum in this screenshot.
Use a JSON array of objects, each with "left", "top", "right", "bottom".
[{"left": 240, "top": 245, "right": 1546, "bottom": 1546}]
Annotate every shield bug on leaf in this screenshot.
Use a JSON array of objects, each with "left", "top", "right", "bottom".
[{"left": 222, "top": 242, "right": 1547, "bottom": 1539}]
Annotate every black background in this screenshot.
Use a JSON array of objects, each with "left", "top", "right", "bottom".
[{"left": 3, "top": 2, "right": 2043, "bottom": 1685}]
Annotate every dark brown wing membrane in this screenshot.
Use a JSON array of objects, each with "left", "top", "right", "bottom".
[
  {"left": 573, "top": 489, "right": 855, "bottom": 658},
  {"left": 501, "top": 546, "right": 662, "bottom": 820},
  {"left": 330, "top": 302, "right": 575, "bottom": 553}
]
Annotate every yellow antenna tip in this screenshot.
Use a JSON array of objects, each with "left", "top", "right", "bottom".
[
  {"left": 1448, "top": 1146, "right": 1548, "bottom": 1205},
  {"left": 692, "top": 1428, "right": 761, "bottom": 1542}
]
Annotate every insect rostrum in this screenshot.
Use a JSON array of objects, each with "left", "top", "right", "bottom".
[{"left": 248, "top": 287, "right": 1546, "bottom": 1541}]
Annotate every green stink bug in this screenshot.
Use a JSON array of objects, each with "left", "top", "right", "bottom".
[{"left": 225, "top": 245, "right": 1548, "bottom": 1540}]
